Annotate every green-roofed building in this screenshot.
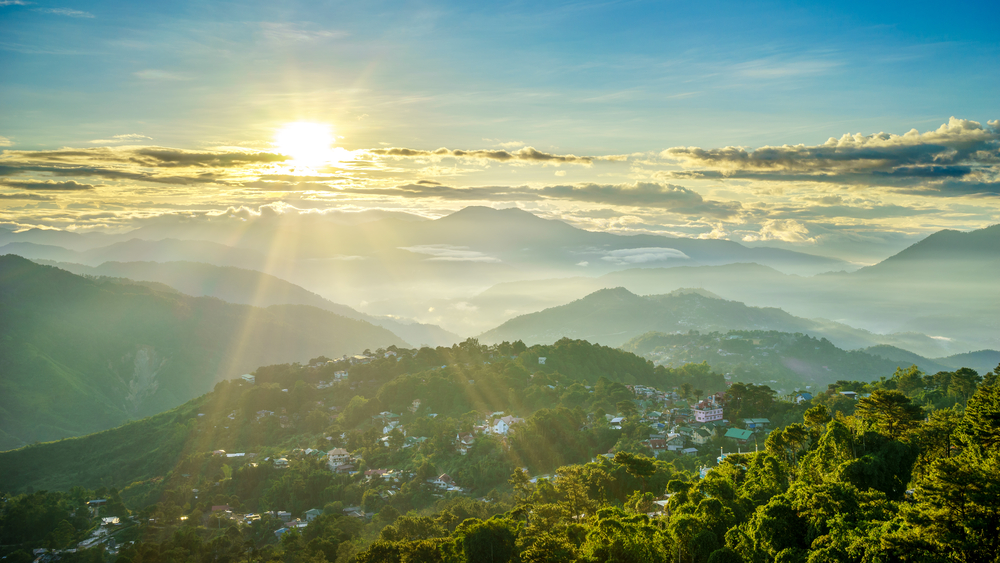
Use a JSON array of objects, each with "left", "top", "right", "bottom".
[{"left": 725, "top": 428, "right": 754, "bottom": 443}]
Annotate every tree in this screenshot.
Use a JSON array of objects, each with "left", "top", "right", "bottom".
[
  {"left": 803, "top": 405, "right": 831, "bottom": 428},
  {"left": 949, "top": 367, "right": 983, "bottom": 402},
  {"left": 854, "top": 390, "right": 923, "bottom": 439},
  {"left": 458, "top": 518, "right": 518, "bottom": 563},
  {"left": 613, "top": 451, "right": 656, "bottom": 493},
  {"left": 616, "top": 400, "right": 638, "bottom": 418}
]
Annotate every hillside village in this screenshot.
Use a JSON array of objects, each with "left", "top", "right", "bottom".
[
  {"left": 2, "top": 336, "right": 988, "bottom": 563},
  {"left": 190, "top": 347, "right": 804, "bottom": 531}
]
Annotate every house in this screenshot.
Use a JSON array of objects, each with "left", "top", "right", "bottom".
[
  {"left": 665, "top": 433, "right": 685, "bottom": 447},
  {"left": 305, "top": 509, "right": 323, "bottom": 522},
  {"left": 839, "top": 391, "right": 858, "bottom": 400},
  {"left": 646, "top": 439, "right": 667, "bottom": 453},
  {"left": 691, "top": 428, "right": 714, "bottom": 445},
  {"left": 455, "top": 432, "right": 476, "bottom": 455},
  {"left": 492, "top": 416, "right": 524, "bottom": 435},
  {"left": 538, "top": 357, "right": 547, "bottom": 365},
  {"left": 277, "top": 511, "right": 292, "bottom": 522},
  {"left": 795, "top": 392, "right": 813, "bottom": 404},
  {"left": 334, "top": 464, "right": 355, "bottom": 474},
  {"left": 342, "top": 506, "right": 365, "bottom": 519},
  {"left": 725, "top": 428, "right": 754, "bottom": 443},
  {"left": 240, "top": 374, "right": 255, "bottom": 384},
  {"left": 742, "top": 418, "right": 771, "bottom": 431},
  {"left": 693, "top": 402, "right": 724, "bottom": 423},
  {"left": 409, "top": 399, "right": 422, "bottom": 413},
  {"left": 274, "top": 458, "right": 289, "bottom": 468},
  {"left": 328, "top": 448, "right": 350, "bottom": 464},
  {"left": 429, "top": 473, "right": 462, "bottom": 491},
  {"left": 609, "top": 416, "right": 625, "bottom": 430}
]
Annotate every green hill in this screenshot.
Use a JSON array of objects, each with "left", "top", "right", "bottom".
[
  {"left": 621, "top": 330, "right": 950, "bottom": 392},
  {"left": 477, "top": 286, "right": 936, "bottom": 352},
  {"left": 0, "top": 255, "right": 406, "bottom": 450},
  {"left": 38, "top": 259, "right": 461, "bottom": 347}
]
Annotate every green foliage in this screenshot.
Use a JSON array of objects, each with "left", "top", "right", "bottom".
[{"left": 2, "top": 337, "right": 996, "bottom": 563}]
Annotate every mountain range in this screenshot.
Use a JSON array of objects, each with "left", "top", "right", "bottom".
[
  {"left": 0, "top": 255, "right": 405, "bottom": 450},
  {"left": 477, "top": 286, "right": 982, "bottom": 359},
  {"left": 33, "top": 259, "right": 460, "bottom": 348}
]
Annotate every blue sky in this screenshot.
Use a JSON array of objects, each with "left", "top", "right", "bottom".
[{"left": 1, "top": 0, "right": 998, "bottom": 261}]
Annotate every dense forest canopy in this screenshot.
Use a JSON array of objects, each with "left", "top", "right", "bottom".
[{"left": 1, "top": 338, "right": 997, "bottom": 563}]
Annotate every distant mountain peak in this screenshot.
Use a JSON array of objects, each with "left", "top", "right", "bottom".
[{"left": 439, "top": 206, "right": 544, "bottom": 222}]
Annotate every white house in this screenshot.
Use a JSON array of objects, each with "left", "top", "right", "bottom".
[
  {"left": 492, "top": 415, "right": 524, "bottom": 435},
  {"left": 327, "top": 448, "right": 351, "bottom": 470}
]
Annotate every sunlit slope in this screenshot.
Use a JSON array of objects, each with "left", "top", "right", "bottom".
[
  {"left": 0, "top": 393, "right": 210, "bottom": 494},
  {"left": 40, "top": 260, "right": 461, "bottom": 347},
  {"left": 0, "top": 255, "right": 405, "bottom": 450},
  {"left": 0, "top": 338, "right": 722, "bottom": 495}
]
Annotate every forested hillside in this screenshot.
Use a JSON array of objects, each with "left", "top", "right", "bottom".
[
  {"left": 621, "top": 330, "right": 969, "bottom": 392},
  {"left": 1, "top": 337, "right": 995, "bottom": 563},
  {"left": 0, "top": 255, "right": 405, "bottom": 449}
]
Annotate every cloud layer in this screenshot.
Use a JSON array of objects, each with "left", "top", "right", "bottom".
[{"left": 661, "top": 117, "right": 1000, "bottom": 196}]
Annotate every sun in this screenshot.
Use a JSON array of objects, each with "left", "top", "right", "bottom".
[{"left": 274, "top": 122, "right": 335, "bottom": 166}]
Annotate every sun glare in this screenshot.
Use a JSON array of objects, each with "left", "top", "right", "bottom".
[{"left": 274, "top": 122, "right": 335, "bottom": 166}]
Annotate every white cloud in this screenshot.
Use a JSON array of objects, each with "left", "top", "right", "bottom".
[
  {"left": 601, "top": 247, "right": 690, "bottom": 265},
  {"left": 742, "top": 219, "right": 816, "bottom": 243},
  {"left": 399, "top": 244, "right": 501, "bottom": 262},
  {"left": 0, "top": 135, "right": 11, "bottom": 146},
  {"left": 39, "top": 7, "right": 93, "bottom": 17},
  {"left": 88, "top": 134, "right": 152, "bottom": 144}
]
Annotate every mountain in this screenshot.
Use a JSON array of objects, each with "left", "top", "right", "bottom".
[
  {"left": 0, "top": 255, "right": 406, "bottom": 450},
  {"left": 0, "top": 238, "right": 274, "bottom": 270},
  {"left": 855, "top": 224, "right": 1000, "bottom": 278},
  {"left": 935, "top": 350, "right": 1000, "bottom": 375},
  {"left": 117, "top": 206, "right": 850, "bottom": 276},
  {"left": 36, "top": 260, "right": 461, "bottom": 347},
  {"left": 477, "top": 286, "right": 944, "bottom": 353},
  {"left": 619, "top": 330, "right": 958, "bottom": 393},
  {"left": 464, "top": 220, "right": 1000, "bottom": 355},
  {"left": 860, "top": 345, "right": 952, "bottom": 374}
]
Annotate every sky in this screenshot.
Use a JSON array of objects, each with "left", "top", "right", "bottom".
[{"left": 1, "top": 0, "right": 998, "bottom": 263}]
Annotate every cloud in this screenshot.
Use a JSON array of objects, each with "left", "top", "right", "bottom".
[
  {"left": 0, "top": 1, "right": 32, "bottom": 5},
  {"left": 0, "top": 146, "right": 290, "bottom": 187},
  {"left": 260, "top": 22, "right": 346, "bottom": 42},
  {"left": 732, "top": 57, "right": 841, "bottom": 79},
  {"left": 400, "top": 244, "right": 501, "bottom": 263},
  {"left": 343, "top": 181, "right": 741, "bottom": 217},
  {"left": 742, "top": 219, "right": 816, "bottom": 243},
  {"left": 88, "top": 134, "right": 153, "bottom": 144},
  {"left": 601, "top": 247, "right": 691, "bottom": 265},
  {"left": 0, "top": 179, "right": 95, "bottom": 190},
  {"left": 661, "top": 117, "right": 1000, "bottom": 197},
  {"left": 38, "top": 7, "right": 93, "bottom": 17},
  {"left": 0, "top": 136, "right": 10, "bottom": 146},
  {"left": 370, "top": 146, "right": 596, "bottom": 165},
  {"left": 0, "top": 193, "right": 52, "bottom": 200}
]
